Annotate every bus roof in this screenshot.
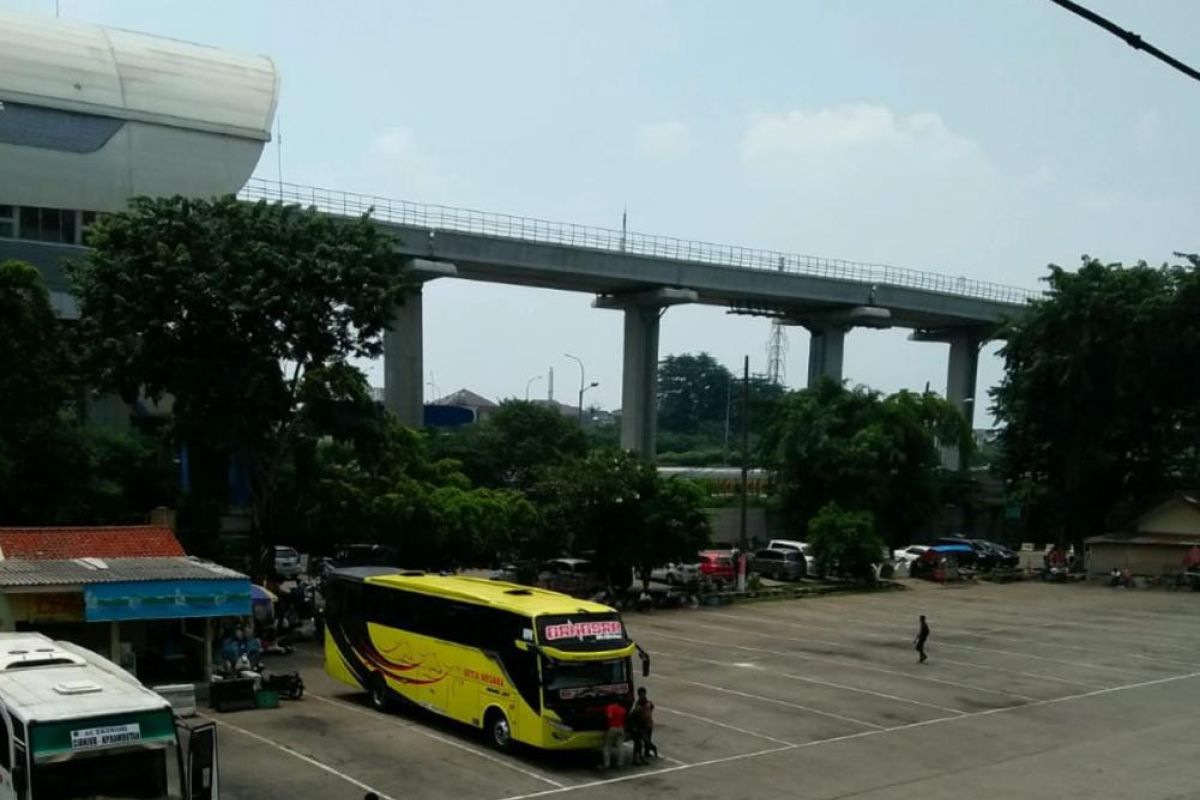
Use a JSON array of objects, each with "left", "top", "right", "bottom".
[
  {"left": 0, "top": 633, "right": 168, "bottom": 723},
  {"left": 352, "top": 571, "right": 617, "bottom": 617}
]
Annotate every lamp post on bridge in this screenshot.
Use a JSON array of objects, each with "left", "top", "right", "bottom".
[{"left": 524, "top": 374, "right": 543, "bottom": 401}]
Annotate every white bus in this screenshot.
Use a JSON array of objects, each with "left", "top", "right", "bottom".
[{"left": 0, "top": 633, "right": 218, "bottom": 800}]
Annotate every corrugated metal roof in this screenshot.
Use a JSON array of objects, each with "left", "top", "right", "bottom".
[{"left": 0, "top": 557, "right": 246, "bottom": 588}]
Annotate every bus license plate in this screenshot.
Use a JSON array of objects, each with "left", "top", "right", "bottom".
[{"left": 70, "top": 723, "right": 142, "bottom": 750}]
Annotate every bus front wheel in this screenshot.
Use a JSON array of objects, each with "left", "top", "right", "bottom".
[
  {"left": 485, "top": 709, "right": 513, "bottom": 751},
  {"left": 369, "top": 673, "right": 391, "bottom": 712}
]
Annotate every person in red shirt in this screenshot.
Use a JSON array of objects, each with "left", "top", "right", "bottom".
[{"left": 602, "top": 700, "right": 627, "bottom": 769}]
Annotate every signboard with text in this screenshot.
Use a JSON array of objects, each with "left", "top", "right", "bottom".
[{"left": 84, "top": 579, "right": 251, "bottom": 622}]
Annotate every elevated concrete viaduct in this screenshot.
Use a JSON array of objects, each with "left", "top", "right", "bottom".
[{"left": 3, "top": 178, "right": 1034, "bottom": 458}]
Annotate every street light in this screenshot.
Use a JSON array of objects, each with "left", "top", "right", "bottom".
[
  {"left": 524, "top": 374, "right": 543, "bottom": 401},
  {"left": 564, "top": 353, "right": 588, "bottom": 423},
  {"left": 580, "top": 381, "right": 599, "bottom": 422}
]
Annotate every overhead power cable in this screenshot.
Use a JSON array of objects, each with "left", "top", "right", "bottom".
[{"left": 1047, "top": 0, "right": 1200, "bottom": 85}]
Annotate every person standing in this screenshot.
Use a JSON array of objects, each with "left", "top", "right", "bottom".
[
  {"left": 914, "top": 615, "right": 930, "bottom": 663},
  {"left": 602, "top": 699, "right": 627, "bottom": 769},
  {"left": 634, "top": 687, "right": 657, "bottom": 760}
]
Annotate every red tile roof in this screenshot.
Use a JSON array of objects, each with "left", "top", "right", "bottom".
[{"left": 0, "top": 526, "right": 185, "bottom": 560}]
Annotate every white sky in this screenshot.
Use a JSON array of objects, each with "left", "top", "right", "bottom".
[{"left": 6, "top": 0, "right": 1198, "bottom": 423}]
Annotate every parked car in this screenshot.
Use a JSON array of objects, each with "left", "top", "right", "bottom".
[
  {"left": 650, "top": 561, "right": 701, "bottom": 585},
  {"left": 538, "top": 558, "right": 604, "bottom": 596},
  {"left": 334, "top": 543, "right": 403, "bottom": 568},
  {"left": 753, "top": 548, "right": 807, "bottom": 581},
  {"left": 892, "top": 545, "right": 930, "bottom": 568},
  {"left": 273, "top": 545, "right": 302, "bottom": 579},
  {"left": 972, "top": 539, "right": 1020, "bottom": 569},
  {"left": 767, "top": 539, "right": 817, "bottom": 574},
  {"left": 698, "top": 550, "right": 735, "bottom": 582}
]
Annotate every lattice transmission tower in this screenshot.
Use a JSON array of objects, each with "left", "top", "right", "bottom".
[{"left": 765, "top": 319, "right": 788, "bottom": 385}]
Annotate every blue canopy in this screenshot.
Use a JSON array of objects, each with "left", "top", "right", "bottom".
[{"left": 929, "top": 544, "right": 974, "bottom": 554}]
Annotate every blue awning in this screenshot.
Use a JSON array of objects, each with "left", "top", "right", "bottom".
[
  {"left": 84, "top": 579, "right": 251, "bottom": 622},
  {"left": 930, "top": 544, "right": 974, "bottom": 554}
]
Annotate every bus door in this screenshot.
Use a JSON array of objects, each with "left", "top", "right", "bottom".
[
  {"left": 176, "top": 720, "right": 219, "bottom": 800},
  {"left": 0, "top": 706, "right": 14, "bottom": 800}
]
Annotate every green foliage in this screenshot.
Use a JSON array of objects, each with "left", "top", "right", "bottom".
[
  {"left": 427, "top": 401, "right": 588, "bottom": 490},
  {"left": 279, "top": 414, "right": 534, "bottom": 568},
  {"left": 71, "top": 196, "right": 406, "bottom": 562},
  {"left": 806, "top": 501, "right": 884, "bottom": 581},
  {"left": 762, "top": 379, "right": 970, "bottom": 546},
  {"left": 0, "top": 260, "right": 74, "bottom": 431},
  {"left": 993, "top": 255, "right": 1200, "bottom": 548},
  {"left": 656, "top": 352, "right": 786, "bottom": 464},
  {"left": 658, "top": 353, "right": 733, "bottom": 432},
  {"left": 532, "top": 451, "right": 710, "bottom": 587}
]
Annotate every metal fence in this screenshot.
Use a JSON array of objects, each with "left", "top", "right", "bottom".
[{"left": 239, "top": 177, "right": 1038, "bottom": 306}]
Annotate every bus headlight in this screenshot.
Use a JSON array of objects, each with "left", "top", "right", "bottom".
[{"left": 547, "top": 719, "right": 573, "bottom": 733}]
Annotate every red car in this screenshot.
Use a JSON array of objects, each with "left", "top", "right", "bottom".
[{"left": 698, "top": 550, "right": 735, "bottom": 582}]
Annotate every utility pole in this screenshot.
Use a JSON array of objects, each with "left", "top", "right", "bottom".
[
  {"left": 723, "top": 377, "right": 733, "bottom": 463},
  {"left": 739, "top": 356, "right": 750, "bottom": 551}
]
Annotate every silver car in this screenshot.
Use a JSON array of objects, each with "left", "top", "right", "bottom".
[{"left": 753, "top": 548, "right": 807, "bottom": 581}]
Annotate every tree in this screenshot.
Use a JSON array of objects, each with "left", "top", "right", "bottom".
[
  {"left": 72, "top": 196, "right": 406, "bottom": 572},
  {"left": 658, "top": 353, "right": 734, "bottom": 432},
  {"left": 761, "top": 380, "right": 970, "bottom": 547},
  {"left": 427, "top": 401, "right": 587, "bottom": 490},
  {"left": 0, "top": 260, "right": 79, "bottom": 522},
  {"left": 993, "top": 255, "right": 1200, "bottom": 550},
  {"left": 635, "top": 478, "right": 711, "bottom": 590},
  {"left": 806, "top": 501, "right": 884, "bottom": 582},
  {"left": 532, "top": 451, "right": 710, "bottom": 589}
]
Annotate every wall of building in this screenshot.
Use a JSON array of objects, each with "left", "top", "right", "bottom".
[{"left": 1087, "top": 542, "right": 1190, "bottom": 577}]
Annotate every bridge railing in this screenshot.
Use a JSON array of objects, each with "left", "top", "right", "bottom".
[{"left": 239, "top": 177, "right": 1038, "bottom": 306}]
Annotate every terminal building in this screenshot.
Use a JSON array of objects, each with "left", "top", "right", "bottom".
[{"left": 0, "top": 8, "right": 279, "bottom": 320}]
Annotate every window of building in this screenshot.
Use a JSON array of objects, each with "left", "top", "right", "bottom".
[
  {"left": 0, "top": 205, "right": 12, "bottom": 239},
  {"left": 17, "top": 206, "right": 77, "bottom": 244}
]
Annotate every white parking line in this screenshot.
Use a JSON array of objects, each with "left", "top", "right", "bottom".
[
  {"left": 668, "top": 617, "right": 1038, "bottom": 701},
  {"left": 491, "top": 670, "right": 1200, "bottom": 800},
  {"left": 706, "top": 608, "right": 1106, "bottom": 688},
  {"left": 656, "top": 705, "right": 795, "bottom": 746},
  {"left": 656, "top": 672, "right": 884, "bottom": 730},
  {"left": 308, "top": 693, "right": 566, "bottom": 788},
  {"left": 655, "top": 645, "right": 968, "bottom": 716},
  {"left": 202, "top": 714, "right": 398, "bottom": 800},
  {"left": 738, "top": 604, "right": 1154, "bottom": 677}
]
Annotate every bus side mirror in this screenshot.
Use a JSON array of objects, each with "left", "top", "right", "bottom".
[
  {"left": 514, "top": 640, "right": 529, "bottom": 651},
  {"left": 637, "top": 645, "right": 650, "bottom": 677}
]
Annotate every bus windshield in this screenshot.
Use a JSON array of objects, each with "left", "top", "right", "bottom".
[
  {"left": 32, "top": 744, "right": 182, "bottom": 800},
  {"left": 543, "top": 658, "right": 629, "bottom": 701}
]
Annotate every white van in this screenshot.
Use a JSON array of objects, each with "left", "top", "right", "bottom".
[{"left": 0, "top": 633, "right": 218, "bottom": 800}]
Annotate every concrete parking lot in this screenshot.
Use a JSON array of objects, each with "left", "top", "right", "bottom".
[{"left": 208, "top": 581, "right": 1200, "bottom": 800}]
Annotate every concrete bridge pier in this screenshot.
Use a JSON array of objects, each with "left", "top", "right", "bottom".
[
  {"left": 383, "top": 259, "right": 457, "bottom": 428},
  {"left": 910, "top": 326, "right": 985, "bottom": 426},
  {"left": 792, "top": 306, "right": 892, "bottom": 388},
  {"left": 946, "top": 330, "right": 982, "bottom": 427},
  {"left": 805, "top": 326, "right": 847, "bottom": 386},
  {"left": 594, "top": 288, "right": 698, "bottom": 460}
]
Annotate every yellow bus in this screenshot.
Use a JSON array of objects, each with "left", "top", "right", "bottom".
[{"left": 324, "top": 568, "right": 649, "bottom": 751}]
